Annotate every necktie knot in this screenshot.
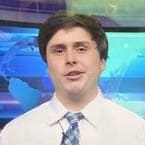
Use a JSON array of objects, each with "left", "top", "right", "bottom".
[
  {"left": 61, "top": 112, "right": 83, "bottom": 145},
  {"left": 65, "top": 112, "right": 84, "bottom": 125}
]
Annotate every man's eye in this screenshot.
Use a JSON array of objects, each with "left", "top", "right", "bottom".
[
  {"left": 76, "top": 46, "right": 88, "bottom": 52},
  {"left": 53, "top": 48, "right": 65, "bottom": 54}
]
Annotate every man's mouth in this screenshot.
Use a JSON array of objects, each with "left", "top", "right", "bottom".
[{"left": 64, "top": 71, "right": 84, "bottom": 80}]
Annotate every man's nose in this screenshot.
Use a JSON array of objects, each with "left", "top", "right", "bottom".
[{"left": 65, "top": 50, "right": 77, "bottom": 65}]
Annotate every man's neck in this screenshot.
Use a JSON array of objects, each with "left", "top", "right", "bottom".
[{"left": 56, "top": 89, "right": 98, "bottom": 112}]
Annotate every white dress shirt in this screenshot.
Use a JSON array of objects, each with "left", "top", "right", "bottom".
[{"left": 0, "top": 89, "right": 145, "bottom": 145}]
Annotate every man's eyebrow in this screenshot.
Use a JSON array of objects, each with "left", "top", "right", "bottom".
[
  {"left": 73, "top": 41, "right": 91, "bottom": 45},
  {"left": 48, "top": 43, "right": 65, "bottom": 49},
  {"left": 73, "top": 40, "right": 97, "bottom": 47},
  {"left": 48, "top": 40, "right": 95, "bottom": 48}
]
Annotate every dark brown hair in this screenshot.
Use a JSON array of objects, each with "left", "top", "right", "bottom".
[{"left": 38, "top": 11, "right": 108, "bottom": 62}]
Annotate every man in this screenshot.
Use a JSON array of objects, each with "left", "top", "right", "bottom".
[{"left": 0, "top": 12, "right": 145, "bottom": 145}]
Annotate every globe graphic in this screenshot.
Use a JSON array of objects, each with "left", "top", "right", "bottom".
[{"left": 0, "top": 36, "right": 54, "bottom": 112}]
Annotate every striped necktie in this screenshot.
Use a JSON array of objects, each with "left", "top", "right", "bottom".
[{"left": 61, "top": 112, "right": 84, "bottom": 145}]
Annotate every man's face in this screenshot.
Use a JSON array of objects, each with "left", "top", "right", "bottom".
[{"left": 46, "top": 27, "right": 105, "bottom": 98}]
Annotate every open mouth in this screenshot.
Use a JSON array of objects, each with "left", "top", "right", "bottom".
[{"left": 64, "top": 71, "right": 84, "bottom": 80}]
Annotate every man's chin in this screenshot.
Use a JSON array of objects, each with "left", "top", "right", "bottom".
[{"left": 65, "top": 88, "right": 84, "bottom": 97}]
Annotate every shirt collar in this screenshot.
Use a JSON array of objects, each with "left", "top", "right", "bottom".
[
  {"left": 49, "top": 88, "right": 105, "bottom": 127},
  {"left": 82, "top": 88, "right": 104, "bottom": 128},
  {"left": 49, "top": 94, "right": 68, "bottom": 125}
]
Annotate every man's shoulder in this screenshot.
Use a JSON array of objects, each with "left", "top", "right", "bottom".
[
  {"left": 0, "top": 100, "right": 60, "bottom": 145},
  {"left": 100, "top": 98, "right": 145, "bottom": 143},
  {"left": 0, "top": 100, "right": 54, "bottom": 135},
  {"left": 102, "top": 97, "right": 145, "bottom": 126}
]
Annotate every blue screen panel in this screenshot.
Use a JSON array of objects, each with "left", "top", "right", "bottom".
[
  {"left": 100, "top": 32, "right": 145, "bottom": 118},
  {"left": 0, "top": 25, "right": 145, "bottom": 119}
]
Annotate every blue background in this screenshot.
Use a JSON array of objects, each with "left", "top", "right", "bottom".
[{"left": 0, "top": 25, "right": 145, "bottom": 119}]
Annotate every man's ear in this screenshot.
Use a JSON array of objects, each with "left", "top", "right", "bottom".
[{"left": 101, "top": 59, "right": 106, "bottom": 72}]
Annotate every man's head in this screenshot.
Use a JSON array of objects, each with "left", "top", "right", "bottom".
[
  {"left": 38, "top": 12, "right": 108, "bottom": 63},
  {"left": 38, "top": 12, "right": 108, "bottom": 106}
]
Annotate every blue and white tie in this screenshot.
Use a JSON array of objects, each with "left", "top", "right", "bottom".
[{"left": 61, "top": 112, "right": 84, "bottom": 145}]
